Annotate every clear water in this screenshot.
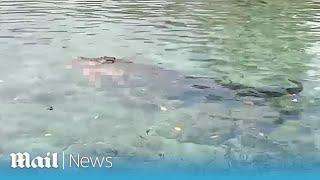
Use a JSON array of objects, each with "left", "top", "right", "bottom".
[{"left": 1, "top": 0, "right": 320, "bottom": 170}]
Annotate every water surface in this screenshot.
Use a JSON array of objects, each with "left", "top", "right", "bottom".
[{"left": 1, "top": 0, "right": 320, "bottom": 170}]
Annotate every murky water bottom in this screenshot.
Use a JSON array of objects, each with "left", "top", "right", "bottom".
[{"left": 1, "top": 0, "right": 320, "bottom": 170}]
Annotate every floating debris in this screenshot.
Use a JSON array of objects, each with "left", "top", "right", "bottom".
[
  {"left": 139, "top": 135, "right": 147, "bottom": 140},
  {"left": 174, "top": 127, "right": 182, "bottom": 132},
  {"left": 258, "top": 132, "right": 265, "bottom": 137},
  {"left": 47, "top": 106, "right": 54, "bottom": 111},
  {"left": 314, "top": 87, "right": 320, "bottom": 91},
  {"left": 160, "top": 106, "right": 167, "bottom": 111},
  {"left": 44, "top": 133, "right": 52, "bottom": 137},
  {"left": 210, "top": 135, "right": 219, "bottom": 139},
  {"left": 158, "top": 152, "right": 165, "bottom": 160},
  {"left": 291, "top": 94, "right": 299, "bottom": 103},
  {"left": 94, "top": 114, "right": 100, "bottom": 120},
  {"left": 243, "top": 100, "right": 254, "bottom": 106}
]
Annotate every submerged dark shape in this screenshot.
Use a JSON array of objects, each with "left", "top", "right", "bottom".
[
  {"left": 68, "top": 56, "right": 303, "bottom": 102},
  {"left": 47, "top": 106, "right": 54, "bottom": 111},
  {"left": 186, "top": 76, "right": 303, "bottom": 97},
  {"left": 229, "top": 79, "right": 303, "bottom": 97}
]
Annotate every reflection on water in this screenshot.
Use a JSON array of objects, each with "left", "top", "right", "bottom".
[{"left": 0, "top": 0, "right": 320, "bottom": 170}]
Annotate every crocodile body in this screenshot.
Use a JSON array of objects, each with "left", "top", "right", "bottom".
[{"left": 70, "top": 56, "right": 303, "bottom": 102}]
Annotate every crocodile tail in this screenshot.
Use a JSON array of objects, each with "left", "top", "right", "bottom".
[{"left": 286, "top": 79, "right": 303, "bottom": 94}]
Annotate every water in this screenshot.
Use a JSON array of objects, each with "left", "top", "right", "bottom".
[{"left": 0, "top": 0, "right": 320, "bottom": 170}]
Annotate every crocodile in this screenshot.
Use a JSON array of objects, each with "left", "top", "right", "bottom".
[{"left": 68, "top": 56, "right": 303, "bottom": 101}]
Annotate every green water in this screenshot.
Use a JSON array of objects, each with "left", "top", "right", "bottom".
[{"left": 0, "top": 0, "right": 320, "bottom": 170}]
